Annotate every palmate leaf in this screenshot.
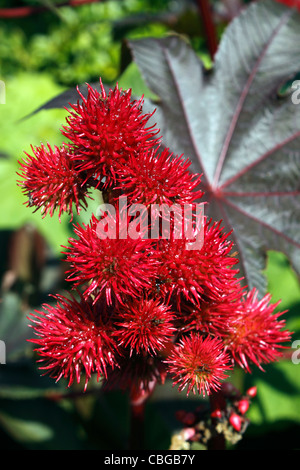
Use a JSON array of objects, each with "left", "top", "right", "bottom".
[{"left": 127, "top": 0, "right": 300, "bottom": 295}]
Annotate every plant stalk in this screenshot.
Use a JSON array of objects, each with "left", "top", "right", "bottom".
[
  {"left": 208, "top": 390, "right": 227, "bottom": 450},
  {"left": 129, "top": 400, "right": 146, "bottom": 450},
  {"left": 196, "top": 0, "right": 218, "bottom": 60},
  {"left": 128, "top": 380, "right": 157, "bottom": 450}
]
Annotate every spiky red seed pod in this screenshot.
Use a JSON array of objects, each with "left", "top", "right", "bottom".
[
  {"left": 28, "top": 293, "right": 119, "bottom": 391},
  {"left": 166, "top": 333, "right": 232, "bottom": 397},
  {"left": 62, "top": 79, "right": 160, "bottom": 188},
  {"left": 179, "top": 281, "right": 244, "bottom": 336},
  {"left": 229, "top": 413, "right": 242, "bottom": 432},
  {"left": 117, "top": 146, "right": 203, "bottom": 207},
  {"left": 64, "top": 214, "right": 159, "bottom": 305},
  {"left": 224, "top": 288, "right": 292, "bottom": 372},
  {"left": 17, "top": 143, "right": 90, "bottom": 221},
  {"left": 156, "top": 219, "right": 240, "bottom": 307},
  {"left": 237, "top": 399, "right": 249, "bottom": 415},
  {"left": 114, "top": 295, "right": 176, "bottom": 356}
]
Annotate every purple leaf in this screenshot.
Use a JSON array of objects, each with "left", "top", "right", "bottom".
[{"left": 128, "top": 0, "right": 300, "bottom": 295}]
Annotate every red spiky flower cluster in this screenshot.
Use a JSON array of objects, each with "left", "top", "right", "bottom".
[
  {"left": 18, "top": 79, "right": 292, "bottom": 400},
  {"left": 61, "top": 80, "right": 160, "bottom": 189},
  {"left": 165, "top": 334, "right": 232, "bottom": 397},
  {"left": 116, "top": 146, "right": 203, "bottom": 207},
  {"left": 64, "top": 213, "right": 158, "bottom": 305},
  {"left": 28, "top": 293, "right": 119, "bottom": 391},
  {"left": 17, "top": 143, "right": 91, "bottom": 221}
]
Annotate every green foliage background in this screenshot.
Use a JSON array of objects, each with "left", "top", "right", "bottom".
[{"left": 0, "top": 0, "right": 299, "bottom": 450}]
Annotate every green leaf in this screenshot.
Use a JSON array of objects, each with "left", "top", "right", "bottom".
[
  {"left": 0, "top": 398, "right": 86, "bottom": 449},
  {"left": 245, "top": 361, "right": 300, "bottom": 427},
  {"left": 0, "top": 73, "right": 74, "bottom": 254},
  {"left": 264, "top": 251, "right": 300, "bottom": 334},
  {"left": 0, "top": 411, "right": 53, "bottom": 443}
]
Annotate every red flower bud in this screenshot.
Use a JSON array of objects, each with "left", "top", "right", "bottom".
[
  {"left": 246, "top": 386, "right": 257, "bottom": 398},
  {"left": 183, "top": 412, "right": 197, "bottom": 426},
  {"left": 237, "top": 399, "right": 249, "bottom": 415},
  {"left": 211, "top": 409, "right": 222, "bottom": 419},
  {"left": 183, "top": 427, "right": 196, "bottom": 441},
  {"left": 229, "top": 413, "right": 242, "bottom": 432}
]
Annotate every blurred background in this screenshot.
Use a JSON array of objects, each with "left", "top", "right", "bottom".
[{"left": 0, "top": 0, "right": 299, "bottom": 450}]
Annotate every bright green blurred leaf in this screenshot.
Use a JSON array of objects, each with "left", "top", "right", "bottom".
[
  {"left": 246, "top": 361, "right": 300, "bottom": 426},
  {"left": 0, "top": 73, "right": 88, "bottom": 254}
]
